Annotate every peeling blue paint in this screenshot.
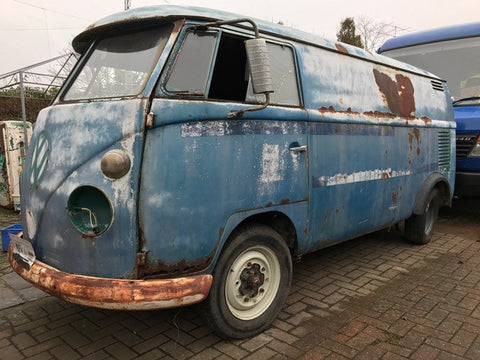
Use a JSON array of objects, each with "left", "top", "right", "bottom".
[{"left": 18, "top": 6, "right": 455, "bottom": 285}]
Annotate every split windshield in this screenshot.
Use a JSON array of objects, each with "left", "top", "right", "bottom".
[{"left": 63, "top": 25, "right": 172, "bottom": 101}]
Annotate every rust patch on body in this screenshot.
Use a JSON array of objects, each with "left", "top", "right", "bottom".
[
  {"left": 280, "top": 198, "right": 291, "bottom": 205},
  {"left": 319, "top": 106, "right": 336, "bottom": 112},
  {"left": 318, "top": 104, "right": 430, "bottom": 123},
  {"left": 408, "top": 133, "right": 414, "bottom": 144},
  {"left": 363, "top": 111, "right": 397, "bottom": 119},
  {"left": 408, "top": 128, "right": 422, "bottom": 164},
  {"left": 139, "top": 255, "right": 212, "bottom": 279},
  {"left": 373, "top": 69, "right": 416, "bottom": 118},
  {"left": 8, "top": 245, "right": 212, "bottom": 310},
  {"left": 335, "top": 44, "right": 349, "bottom": 54},
  {"left": 412, "top": 128, "right": 420, "bottom": 141},
  {"left": 318, "top": 106, "right": 360, "bottom": 115}
]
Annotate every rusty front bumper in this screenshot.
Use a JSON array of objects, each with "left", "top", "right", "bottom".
[{"left": 8, "top": 242, "right": 213, "bottom": 310}]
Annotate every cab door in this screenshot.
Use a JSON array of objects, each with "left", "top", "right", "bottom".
[{"left": 138, "top": 26, "right": 308, "bottom": 277}]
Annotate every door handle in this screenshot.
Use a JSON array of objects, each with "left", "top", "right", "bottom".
[{"left": 289, "top": 145, "right": 308, "bottom": 153}]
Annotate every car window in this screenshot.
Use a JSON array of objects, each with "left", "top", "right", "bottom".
[
  {"left": 164, "top": 30, "right": 301, "bottom": 106},
  {"left": 64, "top": 25, "right": 172, "bottom": 101}
]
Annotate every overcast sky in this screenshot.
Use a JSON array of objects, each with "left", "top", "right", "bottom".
[{"left": 1, "top": 0, "right": 479, "bottom": 74}]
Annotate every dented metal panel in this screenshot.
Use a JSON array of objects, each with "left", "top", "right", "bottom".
[{"left": 8, "top": 243, "right": 212, "bottom": 310}]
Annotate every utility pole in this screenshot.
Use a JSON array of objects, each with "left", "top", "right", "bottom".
[{"left": 124, "top": 0, "right": 131, "bottom": 10}]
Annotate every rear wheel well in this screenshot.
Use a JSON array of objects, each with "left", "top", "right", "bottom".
[
  {"left": 413, "top": 173, "right": 452, "bottom": 214},
  {"left": 434, "top": 180, "right": 451, "bottom": 207},
  {"left": 228, "top": 212, "right": 298, "bottom": 256}
]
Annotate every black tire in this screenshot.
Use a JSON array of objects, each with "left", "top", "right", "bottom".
[
  {"left": 201, "top": 224, "right": 292, "bottom": 339},
  {"left": 405, "top": 188, "right": 440, "bottom": 245}
]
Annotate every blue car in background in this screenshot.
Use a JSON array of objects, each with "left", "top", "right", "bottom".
[{"left": 379, "top": 22, "right": 480, "bottom": 197}]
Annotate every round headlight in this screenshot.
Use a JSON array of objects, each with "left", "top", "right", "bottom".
[{"left": 101, "top": 150, "right": 131, "bottom": 179}]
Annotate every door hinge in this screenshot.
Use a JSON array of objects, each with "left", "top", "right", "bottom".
[{"left": 146, "top": 111, "right": 155, "bottom": 129}]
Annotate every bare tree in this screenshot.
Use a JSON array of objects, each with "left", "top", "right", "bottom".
[{"left": 356, "top": 16, "right": 408, "bottom": 52}]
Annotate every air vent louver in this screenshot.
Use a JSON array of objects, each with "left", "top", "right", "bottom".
[
  {"left": 438, "top": 130, "right": 451, "bottom": 172},
  {"left": 431, "top": 80, "right": 444, "bottom": 92}
]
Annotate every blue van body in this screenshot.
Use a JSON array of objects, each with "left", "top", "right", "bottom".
[
  {"left": 9, "top": 6, "right": 455, "bottom": 338},
  {"left": 379, "top": 22, "right": 480, "bottom": 196}
]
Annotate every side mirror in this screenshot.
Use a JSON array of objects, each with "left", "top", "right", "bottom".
[
  {"left": 227, "top": 38, "right": 273, "bottom": 118},
  {"left": 245, "top": 38, "right": 274, "bottom": 95},
  {"left": 194, "top": 18, "right": 274, "bottom": 117}
]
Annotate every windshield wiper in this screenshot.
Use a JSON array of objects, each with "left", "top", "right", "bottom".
[{"left": 452, "top": 96, "right": 480, "bottom": 106}]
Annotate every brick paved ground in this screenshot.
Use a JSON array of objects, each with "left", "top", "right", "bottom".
[{"left": 0, "top": 198, "right": 479, "bottom": 359}]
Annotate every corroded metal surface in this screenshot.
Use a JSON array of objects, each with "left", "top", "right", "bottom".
[
  {"left": 16, "top": 5, "right": 455, "bottom": 317},
  {"left": 373, "top": 69, "right": 415, "bottom": 117},
  {"left": 8, "top": 243, "right": 212, "bottom": 310}
]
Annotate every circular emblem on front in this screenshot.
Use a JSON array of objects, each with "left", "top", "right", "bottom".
[{"left": 29, "top": 131, "right": 50, "bottom": 186}]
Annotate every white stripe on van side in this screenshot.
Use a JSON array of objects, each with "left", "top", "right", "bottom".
[{"left": 313, "top": 168, "right": 413, "bottom": 187}]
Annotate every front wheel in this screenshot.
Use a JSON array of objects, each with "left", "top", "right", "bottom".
[
  {"left": 405, "top": 188, "right": 440, "bottom": 245},
  {"left": 201, "top": 224, "right": 292, "bottom": 338}
]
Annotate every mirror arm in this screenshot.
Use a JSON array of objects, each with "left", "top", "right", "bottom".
[
  {"left": 228, "top": 93, "right": 270, "bottom": 118},
  {"left": 194, "top": 18, "right": 260, "bottom": 38},
  {"left": 194, "top": 18, "right": 273, "bottom": 118}
]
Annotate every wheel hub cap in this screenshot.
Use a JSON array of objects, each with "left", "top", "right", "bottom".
[{"left": 239, "top": 263, "right": 265, "bottom": 298}]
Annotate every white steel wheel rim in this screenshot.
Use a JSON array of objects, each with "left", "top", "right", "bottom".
[{"left": 225, "top": 245, "right": 281, "bottom": 320}]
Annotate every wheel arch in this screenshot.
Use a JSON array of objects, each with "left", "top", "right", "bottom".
[
  {"left": 210, "top": 206, "right": 304, "bottom": 274},
  {"left": 229, "top": 211, "right": 298, "bottom": 254},
  {"left": 413, "top": 172, "right": 452, "bottom": 215}
]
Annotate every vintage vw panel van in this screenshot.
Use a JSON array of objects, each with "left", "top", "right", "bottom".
[{"left": 9, "top": 6, "right": 455, "bottom": 338}]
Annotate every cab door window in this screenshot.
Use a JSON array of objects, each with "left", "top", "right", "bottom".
[
  {"left": 164, "top": 29, "right": 301, "bottom": 106},
  {"left": 246, "top": 42, "right": 300, "bottom": 106}
]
